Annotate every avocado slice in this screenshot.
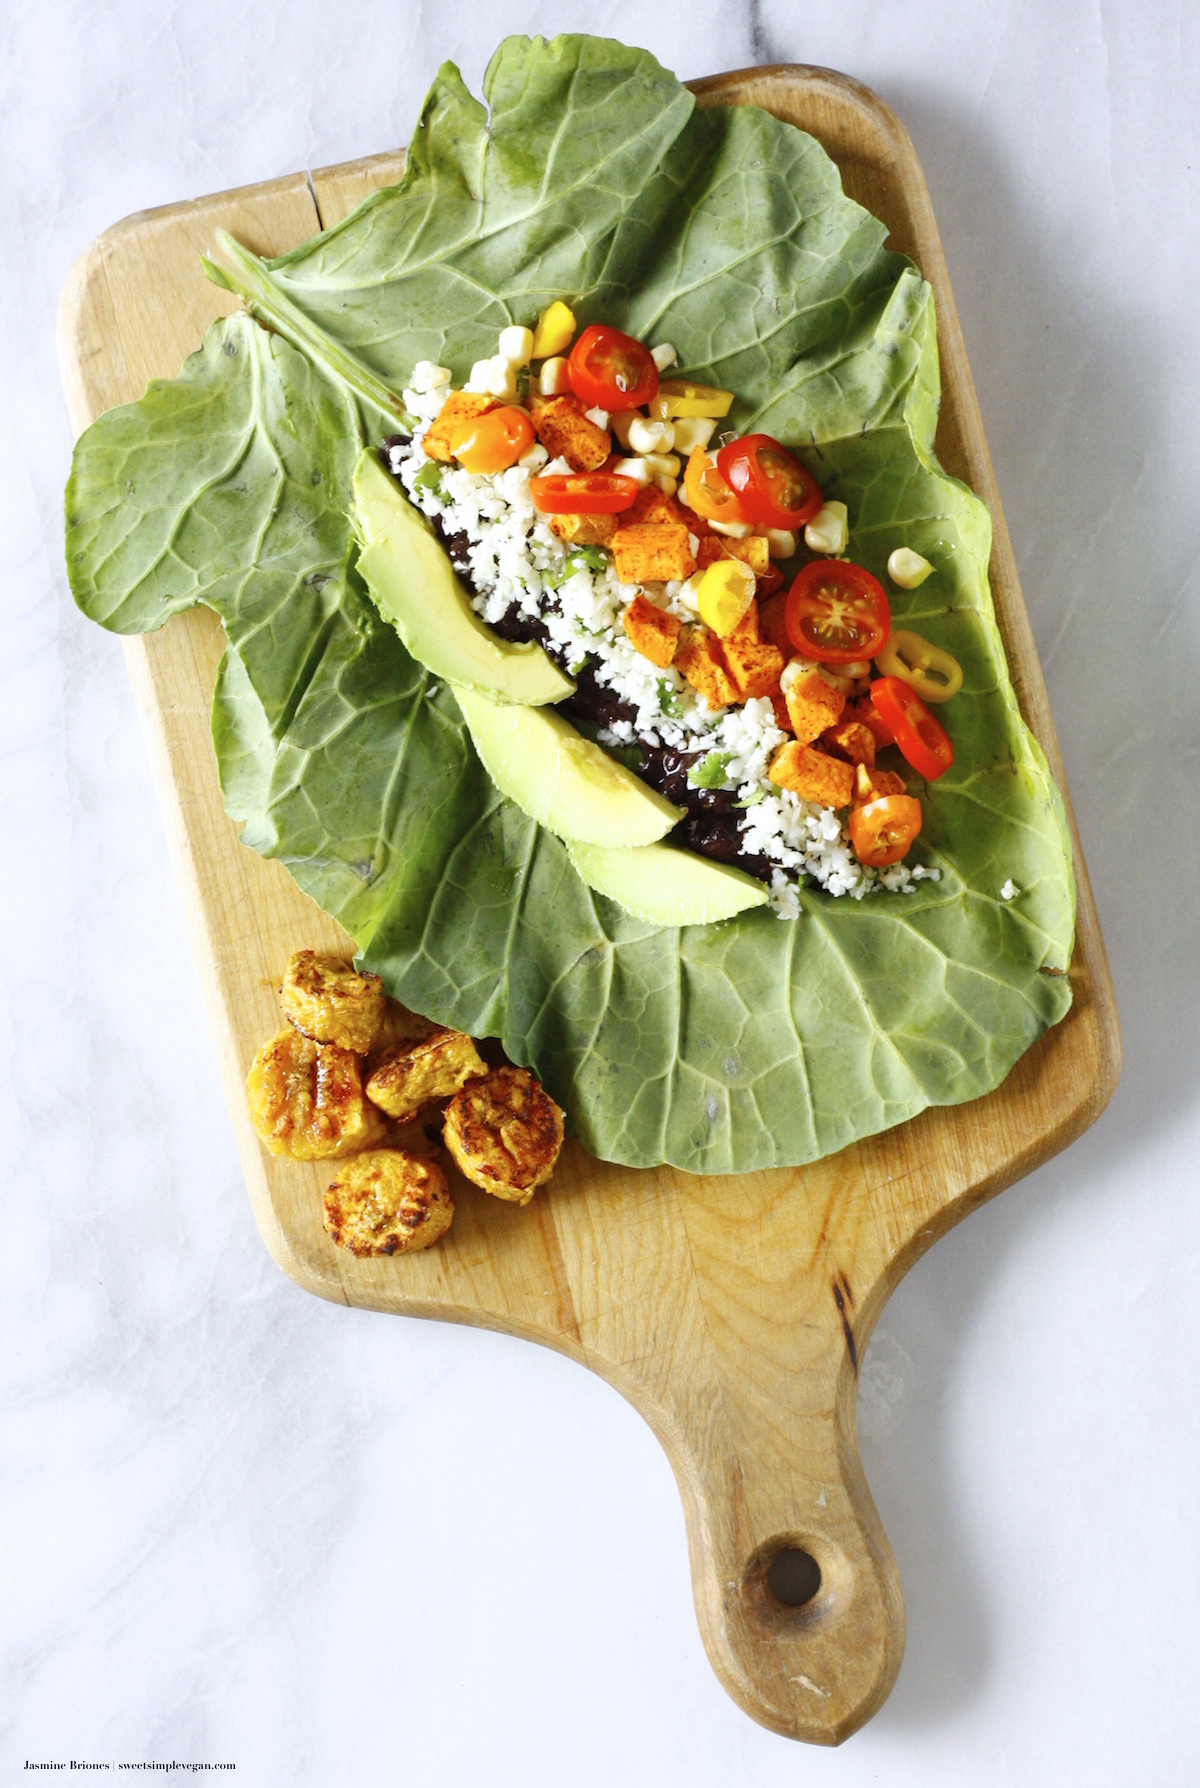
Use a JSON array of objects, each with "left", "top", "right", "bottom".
[
  {"left": 453, "top": 686, "right": 684, "bottom": 849},
  {"left": 567, "top": 838, "right": 770, "bottom": 925},
  {"left": 352, "top": 450, "right": 574, "bottom": 706}
]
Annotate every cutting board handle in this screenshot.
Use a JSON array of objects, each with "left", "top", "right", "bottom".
[
  {"left": 671, "top": 1382, "right": 904, "bottom": 1744},
  {"left": 627, "top": 1191, "right": 905, "bottom": 1744}
]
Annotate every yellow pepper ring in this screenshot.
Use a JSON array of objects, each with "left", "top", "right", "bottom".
[
  {"left": 649, "top": 378, "right": 734, "bottom": 421},
  {"left": 874, "top": 628, "right": 963, "bottom": 703}
]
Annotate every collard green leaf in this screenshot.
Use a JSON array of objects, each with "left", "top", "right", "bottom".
[{"left": 65, "top": 33, "right": 1074, "bottom": 1172}]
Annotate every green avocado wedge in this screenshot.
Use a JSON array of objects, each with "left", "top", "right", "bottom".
[
  {"left": 568, "top": 838, "right": 770, "bottom": 925},
  {"left": 453, "top": 685, "right": 684, "bottom": 848},
  {"left": 353, "top": 451, "right": 574, "bottom": 706}
]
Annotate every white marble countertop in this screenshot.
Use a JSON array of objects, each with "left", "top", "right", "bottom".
[{"left": 4, "top": 1, "right": 1199, "bottom": 1780}]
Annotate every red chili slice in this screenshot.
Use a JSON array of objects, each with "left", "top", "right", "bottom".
[
  {"left": 784, "top": 559, "right": 891, "bottom": 664},
  {"left": 715, "top": 434, "right": 823, "bottom": 528},
  {"left": 870, "top": 676, "right": 954, "bottom": 781},
  {"left": 567, "top": 326, "right": 659, "bottom": 411},
  {"left": 528, "top": 472, "right": 641, "bottom": 515}
]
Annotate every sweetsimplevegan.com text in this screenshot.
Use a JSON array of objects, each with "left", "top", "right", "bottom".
[{"left": 23, "top": 1764, "right": 235, "bottom": 1774}]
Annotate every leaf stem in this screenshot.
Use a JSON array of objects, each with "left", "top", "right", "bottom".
[{"left": 203, "top": 231, "right": 407, "bottom": 431}]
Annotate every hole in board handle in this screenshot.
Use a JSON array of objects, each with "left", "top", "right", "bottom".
[{"left": 766, "top": 1546, "right": 822, "bottom": 1607}]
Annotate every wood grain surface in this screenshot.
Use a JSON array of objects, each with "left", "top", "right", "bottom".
[{"left": 57, "top": 64, "right": 1120, "bottom": 1744}]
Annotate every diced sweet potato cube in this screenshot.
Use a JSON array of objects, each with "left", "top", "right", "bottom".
[
  {"left": 422, "top": 391, "right": 497, "bottom": 462},
  {"left": 626, "top": 483, "right": 690, "bottom": 527},
  {"left": 530, "top": 393, "right": 611, "bottom": 471},
  {"left": 611, "top": 521, "right": 697, "bottom": 585},
  {"left": 771, "top": 692, "right": 794, "bottom": 733},
  {"left": 821, "top": 719, "right": 877, "bottom": 768},
  {"left": 549, "top": 511, "right": 618, "bottom": 547},
  {"left": 727, "top": 600, "right": 761, "bottom": 643},
  {"left": 622, "top": 593, "right": 682, "bottom": 667},
  {"left": 784, "top": 666, "right": 846, "bottom": 744},
  {"left": 768, "top": 741, "right": 855, "bottom": 809},
  {"left": 675, "top": 627, "right": 739, "bottom": 709},
  {"left": 758, "top": 590, "right": 791, "bottom": 655},
  {"left": 695, "top": 532, "right": 771, "bottom": 575},
  {"left": 721, "top": 634, "right": 785, "bottom": 701}
]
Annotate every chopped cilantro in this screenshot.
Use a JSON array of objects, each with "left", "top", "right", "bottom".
[
  {"left": 412, "top": 461, "right": 444, "bottom": 496},
  {"left": 566, "top": 545, "right": 609, "bottom": 575},
  {"left": 656, "top": 679, "right": 683, "bottom": 718},
  {"left": 688, "top": 750, "right": 734, "bottom": 789}
]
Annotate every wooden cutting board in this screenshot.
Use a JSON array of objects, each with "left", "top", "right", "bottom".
[{"left": 58, "top": 64, "right": 1120, "bottom": 1744}]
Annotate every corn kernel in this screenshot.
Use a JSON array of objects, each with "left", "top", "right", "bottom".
[
  {"left": 609, "top": 410, "right": 640, "bottom": 450},
  {"left": 584, "top": 406, "right": 610, "bottom": 428},
  {"left": 531, "top": 301, "right": 576, "bottom": 360},
  {"left": 709, "top": 517, "right": 754, "bottom": 540},
  {"left": 671, "top": 415, "right": 718, "bottom": 455},
  {"left": 650, "top": 343, "right": 678, "bottom": 371},
  {"left": 887, "top": 546, "right": 934, "bottom": 588},
  {"left": 612, "top": 456, "right": 652, "bottom": 486},
  {"left": 538, "top": 356, "right": 572, "bottom": 396},
  {"left": 466, "top": 358, "right": 494, "bottom": 393},
  {"left": 696, "top": 560, "right": 756, "bottom": 636},
  {"left": 487, "top": 355, "right": 519, "bottom": 399},
  {"left": 804, "top": 501, "right": 849, "bottom": 555},
  {"left": 628, "top": 415, "right": 675, "bottom": 454},
  {"left": 643, "top": 453, "right": 681, "bottom": 479},
  {"left": 498, "top": 324, "right": 534, "bottom": 367},
  {"left": 766, "top": 528, "right": 797, "bottom": 559},
  {"left": 409, "top": 360, "right": 451, "bottom": 393}
]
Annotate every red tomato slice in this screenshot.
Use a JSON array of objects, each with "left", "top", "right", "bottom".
[
  {"left": 528, "top": 472, "right": 641, "bottom": 515},
  {"left": 784, "top": 560, "right": 891, "bottom": 664},
  {"left": 848, "top": 795, "right": 923, "bottom": 866},
  {"left": 715, "top": 434, "right": 823, "bottom": 528},
  {"left": 567, "top": 326, "right": 658, "bottom": 411},
  {"left": 449, "top": 406, "right": 535, "bottom": 473},
  {"left": 870, "top": 676, "right": 954, "bottom": 780}
]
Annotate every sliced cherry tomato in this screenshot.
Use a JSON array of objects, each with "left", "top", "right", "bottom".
[
  {"left": 449, "top": 405, "right": 535, "bottom": 474},
  {"left": 848, "top": 795, "right": 923, "bottom": 866},
  {"left": 784, "top": 560, "right": 891, "bottom": 664},
  {"left": 716, "top": 434, "right": 823, "bottom": 528},
  {"left": 871, "top": 675, "right": 954, "bottom": 781},
  {"left": 682, "top": 448, "right": 753, "bottom": 525},
  {"left": 567, "top": 326, "right": 658, "bottom": 411},
  {"left": 528, "top": 472, "right": 640, "bottom": 515}
]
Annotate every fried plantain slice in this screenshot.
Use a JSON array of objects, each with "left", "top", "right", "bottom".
[
  {"left": 279, "top": 950, "right": 385, "bottom": 1055},
  {"left": 442, "top": 1066, "right": 564, "bottom": 1205},
  {"left": 366, "top": 1027, "right": 486, "bottom": 1121},
  {"left": 246, "top": 1027, "right": 387, "bottom": 1160},
  {"left": 366, "top": 996, "right": 439, "bottom": 1069},
  {"left": 323, "top": 1149, "right": 454, "bottom": 1256}
]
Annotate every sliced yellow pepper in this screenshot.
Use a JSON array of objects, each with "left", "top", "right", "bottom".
[
  {"left": 531, "top": 301, "right": 576, "bottom": 360},
  {"left": 696, "top": 560, "right": 756, "bottom": 636},
  {"left": 650, "top": 378, "right": 734, "bottom": 421},
  {"left": 874, "top": 628, "right": 963, "bottom": 703}
]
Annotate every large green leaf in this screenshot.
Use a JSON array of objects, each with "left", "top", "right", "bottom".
[{"left": 65, "top": 34, "right": 1074, "bottom": 1173}]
